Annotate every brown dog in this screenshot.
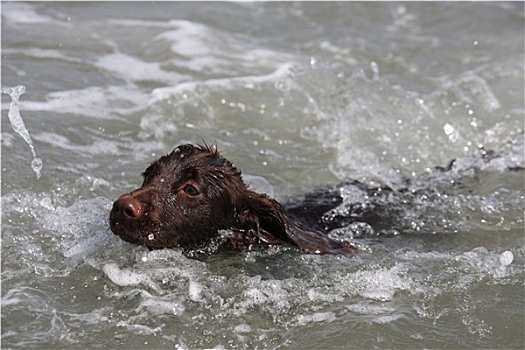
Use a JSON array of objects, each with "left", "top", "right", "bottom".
[{"left": 110, "top": 144, "right": 357, "bottom": 255}]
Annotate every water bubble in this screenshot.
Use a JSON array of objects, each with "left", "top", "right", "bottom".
[
  {"left": 370, "top": 61, "right": 380, "bottom": 81},
  {"left": 499, "top": 251, "right": 513, "bottom": 266},
  {"left": 148, "top": 234, "right": 155, "bottom": 241},
  {"left": 188, "top": 280, "right": 203, "bottom": 301},
  {"left": 443, "top": 123, "right": 459, "bottom": 142},
  {"left": 31, "top": 157, "right": 43, "bottom": 178},
  {"left": 444, "top": 123, "right": 455, "bottom": 135}
]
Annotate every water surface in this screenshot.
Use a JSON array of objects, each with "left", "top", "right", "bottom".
[{"left": 2, "top": 2, "right": 524, "bottom": 349}]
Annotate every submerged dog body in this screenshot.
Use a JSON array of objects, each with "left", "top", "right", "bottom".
[{"left": 109, "top": 144, "right": 357, "bottom": 255}]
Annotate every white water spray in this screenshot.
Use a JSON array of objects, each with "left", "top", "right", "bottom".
[{"left": 1, "top": 85, "right": 42, "bottom": 179}]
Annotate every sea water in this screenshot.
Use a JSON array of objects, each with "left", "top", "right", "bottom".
[{"left": 2, "top": 2, "right": 524, "bottom": 349}]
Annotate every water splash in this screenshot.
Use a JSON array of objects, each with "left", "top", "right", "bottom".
[{"left": 1, "top": 85, "right": 42, "bottom": 179}]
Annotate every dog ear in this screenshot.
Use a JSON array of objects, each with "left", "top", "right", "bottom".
[
  {"left": 236, "top": 191, "right": 357, "bottom": 255},
  {"left": 280, "top": 219, "right": 358, "bottom": 255},
  {"left": 236, "top": 193, "right": 288, "bottom": 245}
]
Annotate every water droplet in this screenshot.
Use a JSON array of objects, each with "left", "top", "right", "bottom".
[
  {"left": 500, "top": 251, "right": 513, "bottom": 266},
  {"left": 148, "top": 233, "right": 155, "bottom": 241},
  {"left": 444, "top": 123, "right": 455, "bottom": 135},
  {"left": 31, "top": 157, "right": 43, "bottom": 179}
]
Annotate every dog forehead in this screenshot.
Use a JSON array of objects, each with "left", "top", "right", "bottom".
[
  {"left": 142, "top": 144, "right": 243, "bottom": 186},
  {"left": 154, "top": 145, "right": 224, "bottom": 175},
  {"left": 168, "top": 144, "right": 219, "bottom": 162},
  {"left": 171, "top": 143, "right": 199, "bottom": 157}
]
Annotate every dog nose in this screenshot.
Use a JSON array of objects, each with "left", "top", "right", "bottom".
[{"left": 112, "top": 196, "right": 143, "bottom": 218}]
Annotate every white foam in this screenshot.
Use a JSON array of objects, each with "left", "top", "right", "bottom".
[
  {"left": 158, "top": 20, "right": 211, "bottom": 57},
  {"left": 138, "top": 291, "right": 185, "bottom": 316},
  {"left": 2, "top": 2, "right": 57, "bottom": 25},
  {"left": 96, "top": 52, "right": 187, "bottom": 83},
  {"left": 154, "top": 19, "right": 294, "bottom": 74},
  {"left": 243, "top": 288, "right": 268, "bottom": 305},
  {"left": 103, "top": 263, "right": 162, "bottom": 293},
  {"left": 150, "top": 63, "right": 293, "bottom": 103},
  {"left": 20, "top": 85, "right": 148, "bottom": 119},
  {"left": 335, "top": 264, "right": 413, "bottom": 302},
  {"left": 295, "top": 311, "right": 336, "bottom": 326},
  {"left": 34, "top": 132, "right": 120, "bottom": 156},
  {"left": 499, "top": 251, "right": 513, "bottom": 266},
  {"left": 493, "top": 250, "right": 514, "bottom": 278},
  {"left": 115, "top": 320, "right": 163, "bottom": 335},
  {"left": 233, "top": 324, "right": 252, "bottom": 333},
  {"left": 2, "top": 47, "right": 84, "bottom": 64},
  {"left": 188, "top": 280, "right": 204, "bottom": 302},
  {"left": 347, "top": 302, "right": 396, "bottom": 316}
]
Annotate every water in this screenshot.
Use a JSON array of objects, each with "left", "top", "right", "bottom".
[
  {"left": 2, "top": 2, "right": 524, "bottom": 349},
  {"left": 1, "top": 85, "right": 42, "bottom": 179}
]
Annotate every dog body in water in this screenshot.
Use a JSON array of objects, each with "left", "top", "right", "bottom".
[
  {"left": 109, "top": 144, "right": 357, "bottom": 255},
  {"left": 110, "top": 140, "right": 523, "bottom": 255}
]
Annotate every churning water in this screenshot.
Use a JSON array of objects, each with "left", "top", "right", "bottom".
[{"left": 2, "top": 2, "right": 524, "bottom": 349}]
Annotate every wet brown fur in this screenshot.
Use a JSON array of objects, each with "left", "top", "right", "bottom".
[{"left": 109, "top": 144, "right": 357, "bottom": 255}]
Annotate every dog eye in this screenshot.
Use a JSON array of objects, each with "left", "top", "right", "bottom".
[{"left": 184, "top": 184, "right": 200, "bottom": 196}]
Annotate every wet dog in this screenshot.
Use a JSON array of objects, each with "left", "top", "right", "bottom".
[
  {"left": 109, "top": 144, "right": 357, "bottom": 255},
  {"left": 110, "top": 137, "right": 523, "bottom": 256}
]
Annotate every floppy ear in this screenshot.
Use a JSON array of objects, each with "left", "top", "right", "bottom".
[
  {"left": 235, "top": 191, "right": 357, "bottom": 255},
  {"left": 235, "top": 193, "right": 288, "bottom": 245}
]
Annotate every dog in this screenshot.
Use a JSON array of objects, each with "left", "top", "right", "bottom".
[
  {"left": 110, "top": 141, "right": 523, "bottom": 256},
  {"left": 109, "top": 144, "right": 357, "bottom": 255}
]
